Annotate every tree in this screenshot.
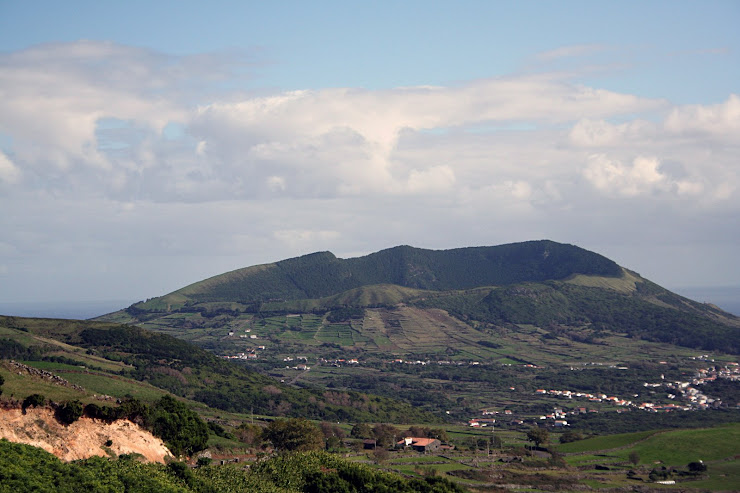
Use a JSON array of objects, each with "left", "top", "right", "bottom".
[
  {"left": 350, "top": 422, "right": 372, "bottom": 439},
  {"left": 263, "top": 418, "right": 324, "bottom": 452},
  {"left": 429, "top": 428, "right": 449, "bottom": 442},
  {"left": 371, "top": 423, "right": 399, "bottom": 448},
  {"left": 526, "top": 427, "right": 549, "bottom": 448},
  {"left": 235, "top": 422, "right": 263, "bottom": 448},
  {"left": 320, "top": 421, "right": 345, "bottom": 440},
  {"left": 149, "top": 395, "right": 209, "bottom": 457},
  {"left": 373, "top": 447, "right": 389, "bottom": 464},
  {"left": 55, "top": 400, "right": 83, "bottom": 425},
  {"left": 22, "top": 393, "right": 46, "bottom": 412},
  {"left": 628, "top": 451, "right": 640, "bottom": 466},
  {"left": 196, "top": 456, "right": 212, "bottom": 467},
  {"left": 559, "top": 430, "right": 583, "bottom": 444}
]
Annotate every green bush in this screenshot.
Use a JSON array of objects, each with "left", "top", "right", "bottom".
[
  {"left": 263, "top": 418, "right": 324, "bottom": 452},
  {"left": 55, "top": 400, "right": 84, "bottom": 425},
  {"left": 149, "top": 396, "right": 209, "bottom": 457},
  {"left": 22, "top": 393, "right": 46, "bottom": 412}
]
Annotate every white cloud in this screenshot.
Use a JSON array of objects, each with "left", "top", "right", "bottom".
[
  {"left": 406, "top": 165, "right": 455, "bottom": 193},
  {"left": 582, "top": 155, "right": 708, "bottom": 197},
  {"left": 273, "top": 229, "right": 342, "bottom": 251},
  {"left": 267, "top": 175, "right": 286, "bottom": 192},
  {"left": 0, "top": 151, "right": 21, "bottom": 184},
  {"left": 0, "top": 41, "right": 739, "bottom": 302},
  {"left": 537, "top": 44, "right": 607, "bottom": 61},
  {"left": 665, "top": 94, "right": 740, "bottom": 136},
  {"left": 569, "top": 118, "right": 655, "bottom": 147}
]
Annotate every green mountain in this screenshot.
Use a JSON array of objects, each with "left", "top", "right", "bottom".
[
  {"left": 92, "top": 240, "right": 740, "bottom": 418},
  {"left": 105, "top": 240, "right": 738, "bottom": 354},
  {"left": 130, "top": 240, "right": 621, "bottom": 308}
]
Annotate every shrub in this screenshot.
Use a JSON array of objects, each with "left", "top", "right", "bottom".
[
  {"left": 55, "top": 400, "right": 84, "bottom": 425},
  {"left": 559, "top": 430, "right": 583, "bottom": 443},
  {"left": 629, "top": 450, "right": 640, "bottom": 465},
  {"left": 149, "top": 395, "right": 209, "bottom": 457},
  {"left": 264, "top": 418, "right": 324, "bottom": 452},
  {"left": 22, "top": 393, "right": 46, "bottom": 412}
]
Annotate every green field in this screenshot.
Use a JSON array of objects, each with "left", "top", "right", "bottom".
[{"left": 556, "top": 429, "right": 658, "bottom": 454}]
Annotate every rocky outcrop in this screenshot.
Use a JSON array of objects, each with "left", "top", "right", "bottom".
[
  {"left": 0, "top": 407, "right": 172, "bottom": 463},
  {"left": 2, "top": 360, "right": 85, "bottom": 391}
]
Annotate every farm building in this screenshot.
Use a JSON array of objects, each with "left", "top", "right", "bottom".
[{"left": 396, "top": 437, "right": 441, "bottom": 453}]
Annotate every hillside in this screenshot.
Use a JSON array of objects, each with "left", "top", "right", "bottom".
[
  {"left": 0, "top": 316, "right": 437, "bottom": 424},
  {"left": 127, "top": 240, "right": 622, "bottom": 310},
  {"left": 102, "top": 240, "right": 739, "bottom": 355},
  {"left": 90, "top": 240, "right": 740, "bottom": 420},
  {"left": 0, "top": 406, "right": 171, "bottom": 462}
]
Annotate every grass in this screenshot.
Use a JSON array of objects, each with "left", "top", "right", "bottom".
[
  {"left": 54, "top": 371, "right": 168, "bottom": 401},
  {"left": 0, "top": 366, "right": 86, "bottom": 403},
  {"left": 684, "top": 459, "right": 740, "bottom": 491},
  {"left": 626, "top": 423, "right": 740, "bottom": 465},
  {"left": 557, "top": 429, "right": 658, "bottom": 454}
]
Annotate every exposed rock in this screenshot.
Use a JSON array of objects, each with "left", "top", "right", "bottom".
[{"left": 0, "top": 407, "right": 172, "bottom": 463}]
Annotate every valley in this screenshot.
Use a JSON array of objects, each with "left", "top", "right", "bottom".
[{"left": 2, "top": 241, "right": 739, "bottom": 491}]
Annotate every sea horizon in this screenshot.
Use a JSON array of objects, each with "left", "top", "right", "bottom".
[{"left": 0, "top": 299, "right": 137, "bottom": 320}]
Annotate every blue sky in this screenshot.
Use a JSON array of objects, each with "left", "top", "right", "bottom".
[
  {"left": 3, "top": 1, "right": 738, "bottom": 98},
  {"left": 0, "top": 1, "right": 738, "bottom": 308}
]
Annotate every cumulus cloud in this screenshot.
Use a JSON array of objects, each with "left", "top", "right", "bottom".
[
  {"left": 569, "top": 118, "right": 656, "bottom": 147},
  {"left": 1, "top": 40, "right": 739, "bottom": 302},
  {"left": 0, "top": 151, "right": 21, "bottom": 184},
  {"left": 582, "top": 155, "right": 706, "bottom": 197},
  {"left": 664, "top": 94, "right": 740, "bottom": 137}
]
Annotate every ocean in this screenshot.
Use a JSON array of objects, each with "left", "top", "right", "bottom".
[{"left": 0, "top": 300, "right": 136, "bottom": 320}]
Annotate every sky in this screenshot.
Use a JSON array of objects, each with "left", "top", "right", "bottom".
[{"left": 0, "top": 1, "right": 738, "bottom": 311}]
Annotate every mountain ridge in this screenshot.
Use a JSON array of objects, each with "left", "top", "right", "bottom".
[
  {"left": 134, "top": 240, "right": 622, "bottom": 310},
  {"left": 97, "top": 240, "right": 740, "bottom": 358}
]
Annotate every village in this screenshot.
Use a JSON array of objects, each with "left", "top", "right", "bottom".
[
  {"left": 467, "top": 359, "right": 740, "bottom": 428},
  {"left": 218, "top": 324, "right": 740, "bottom": 424}
]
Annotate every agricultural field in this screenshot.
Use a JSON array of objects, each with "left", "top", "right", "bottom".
[
  {"left": 163, "top": 303, "right": 731, "bottom": 426},
  {"left": 350, "top": 423, "right": 740, "bottom": 491}
]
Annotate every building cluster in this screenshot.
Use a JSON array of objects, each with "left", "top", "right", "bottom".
[
  {"left": 466, "top": 358, "right": 739, "bottom": 427},
  {"left": 389, "top": 359, "right": 482, "bottom": 366},
  {"left": 318, "top": 358, "right": 359, "bottom": 367},
  {"left": 532, "top": 360, "right": 740, "bottom": 413},
  {"left": 222, "top": 351, "right": 258, "bottom": 360}
]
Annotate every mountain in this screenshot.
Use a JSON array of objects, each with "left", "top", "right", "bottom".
[
  {"left": 127, "top": 240, "right": 622, "bottom": 308},
  {"left": 92, "top": 240, "right": 740, "bottom": 419},
  {"left": 103, "top": 240, "right": 739, "bottom": 354}
]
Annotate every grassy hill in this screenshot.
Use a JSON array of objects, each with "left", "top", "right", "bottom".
[
  {"left": 128, "top": 240, "right": 622, "bottom": 309},
  {"left": 0, "top": 315, "right": 437, "bottom": 424},
  {"left": 104, "top": 241, "right": 738, "bottom": 355},
  {"left": 91, "top": 240, "right": 740, "bottom": 420}
]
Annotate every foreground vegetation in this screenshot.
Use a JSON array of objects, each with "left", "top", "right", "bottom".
[
  {"left": 0, "top": 441, "right": 465, "bottom": 493},
  {"left": 3, "top": 419, "right": 739, "bottom": 492}
]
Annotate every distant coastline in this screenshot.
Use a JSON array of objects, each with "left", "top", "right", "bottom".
[
  {"left": 0, "top": 300, "right": 135, "bottom": 320},
  {"left": 671, "top": 286, "right": 740, "bottom": 317}
]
